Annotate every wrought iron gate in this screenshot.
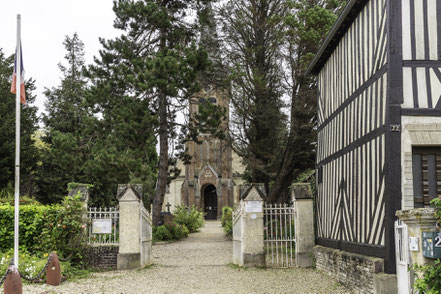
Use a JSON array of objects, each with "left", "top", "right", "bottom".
[{"left": 264, "top": 204, "right": 296, "bottom": 268}]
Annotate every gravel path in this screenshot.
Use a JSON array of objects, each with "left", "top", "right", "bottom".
[{"left": 23, "top": 221, "right": 351, "bottom": 294}]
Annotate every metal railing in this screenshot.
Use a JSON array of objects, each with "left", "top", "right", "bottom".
[
  {"left": 88, "top": 207, "right": 119, "bottom": 245},
  {"left": 264, "top": 203, "right": 295, "bottom": 268}
]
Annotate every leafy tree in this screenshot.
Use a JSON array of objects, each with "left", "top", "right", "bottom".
[
  {"left": 219, "top": 0, "right": 288, "bottom": 193},
  {"left": 0, "top": 49, "right": 39, "bottom": 196},
  {"left": 88, "top": 0, "right": 216, "bottom": 224}
]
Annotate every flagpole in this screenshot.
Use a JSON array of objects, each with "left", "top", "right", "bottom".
[{"left": 14, "top": 14, "right": 21, "bottom": 268}]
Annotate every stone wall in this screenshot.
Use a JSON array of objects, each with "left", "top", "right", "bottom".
[
  {"left": 313, "top": 246, "right": 384, "bottom": 294},
  {"left": 85, "top": 246, "right": 119, "bottom": 269}
]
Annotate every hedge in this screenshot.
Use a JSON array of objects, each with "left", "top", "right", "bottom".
[{"left": 0, "top": 195, "right": 87, "bottom": 261}]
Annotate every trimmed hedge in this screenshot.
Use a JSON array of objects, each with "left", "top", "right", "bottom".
[{"left": 0, "top": 195, "right": 87, "bottom": 261}]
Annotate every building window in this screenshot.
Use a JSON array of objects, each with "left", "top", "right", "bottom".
[{"left": 412, "top": 147, "right": 441, "bottom": 207}]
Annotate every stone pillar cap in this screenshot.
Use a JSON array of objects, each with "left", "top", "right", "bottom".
[
  {"left": 239, "top": 183, "right": 266, "bottom": 200},
  {"left": 241, "top": 185, "right": 265, "bottom": 201},
  {"left": 396, "top": 208, "right": 437, "bottom": 224},
  {"left": 291, "top": 183, "right": 313, "bottom": 200},
  {"left": 117, "top": 184, "right": 143, "bottom": 201}
]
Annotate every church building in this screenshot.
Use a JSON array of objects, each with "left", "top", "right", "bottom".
[
  {"left": 163, "top": 87, "right": 245, "bottom": 219},
  {"left": 162, "top": 5, "right": 246, "bottom": 219}
]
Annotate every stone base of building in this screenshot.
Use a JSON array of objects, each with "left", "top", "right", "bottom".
[
  {"left": 313, "top": 245, "right": 390, "bottom": 294},
  {"left": 85, "top": 245, "right": 118, "bottom": 269},
  {"left": 117, "top": 252, "right": 141, "bottom": 270}
]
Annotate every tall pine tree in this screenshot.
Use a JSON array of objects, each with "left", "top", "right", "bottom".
[
  {"left": 87, "top": 0, "right": 216, "bottom": 224},
  {"left": 219, "top": 0, "right": 288, "bottom": 193},
  {"left": 267, "top": 0, "right": 346, "bottom": 202},
  {"left": 37, "top": 33, "right": 90, "bottom": 202}
]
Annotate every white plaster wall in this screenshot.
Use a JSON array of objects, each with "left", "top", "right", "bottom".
[
  {"left": 163, "top": 178, "right": 184, "bottom": 212},
  {"left": 401, "top": 116, "right": 441, "bottom": 210}
]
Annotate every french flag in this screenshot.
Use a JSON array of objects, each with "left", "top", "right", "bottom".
[{"left": 10, "top": 44, "right": 26, "bottom": 104}]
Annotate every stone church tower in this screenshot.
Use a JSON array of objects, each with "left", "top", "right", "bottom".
[
  {"left": 163, "top": 4, "right": 245, "bottom": 219},
  {"left": 180, "top": 87, "right": 234, "bottom": 219}
]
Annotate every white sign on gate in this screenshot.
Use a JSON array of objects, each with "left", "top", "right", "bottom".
[
  {"left": 92, "top": 219, "right": 112, "bottom": 234},
  {"left": 245, "top": 201, "right": 262, "bottom": 212}
]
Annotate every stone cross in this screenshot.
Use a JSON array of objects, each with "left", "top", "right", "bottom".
[{"left": 165, "top": 202, "right": 172, "bottom": 213}]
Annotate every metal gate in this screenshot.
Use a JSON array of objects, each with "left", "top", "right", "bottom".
[
  {"left": 394, "top": 220, "right": 411, "bottom": 294},
  {"left": 264, "top": 203, "right": 295, "bottom": 268}
]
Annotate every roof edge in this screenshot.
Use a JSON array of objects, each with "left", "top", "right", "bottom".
[{"left": 306, "top": 0, "right": 369, "bottom": 75}]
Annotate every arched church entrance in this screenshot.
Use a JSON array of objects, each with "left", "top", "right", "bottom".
[{"left": 203, "top": 184, "right": 217, "bottom": 220}]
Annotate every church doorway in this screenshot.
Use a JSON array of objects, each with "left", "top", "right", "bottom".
[{"left": 203, "top": 184, "right": 218, "bottom": 220}]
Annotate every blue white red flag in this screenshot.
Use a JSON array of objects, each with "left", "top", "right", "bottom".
[{"left": 10, "top": 44, "right": 26, "bottom": 104}]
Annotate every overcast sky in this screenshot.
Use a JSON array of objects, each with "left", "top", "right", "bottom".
[{"left": 0, "top": 0, "right": 120, "bottom": 117}]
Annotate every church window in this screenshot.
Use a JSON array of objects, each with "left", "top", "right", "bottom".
[{"left": 208, "top": 97, "right": 217, "bottom": 104}]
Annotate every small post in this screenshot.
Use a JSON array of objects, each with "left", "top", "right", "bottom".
[
  {"left": 117, "top": 184, "right": 143, "bottom": 270},
  {"left": 292, "top": 183, "right": 315, "bottom": 268},
  {"left": 240, "top": 185, "right": 265, "bottom": 267},
  {"left": 45, "top": 252, "right": 61, "bottom": 286},
  {"left": 3, "top": 265, "right": 22, "bottom": 294}
]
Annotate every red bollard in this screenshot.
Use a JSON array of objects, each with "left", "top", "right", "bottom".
[
  {"left": 4, "top": 266, "right": 23, "bottom": 294},
  {"left": 46, "top": 252, "right": 61, "bottom": 286}
]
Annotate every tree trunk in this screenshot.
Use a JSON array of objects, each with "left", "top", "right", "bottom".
[
  {"left": 267, "top": 134, "right": 297, "bottom": 203},
  {"left": 152, "top": 89, "right": 168, "bottom": 225}
]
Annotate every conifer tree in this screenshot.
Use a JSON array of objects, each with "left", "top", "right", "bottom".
[
  {"left": 37, "top": 33, "right": 89, "bottom": 202},
  {"left": 267, "top": 0, "right": 345, "bottom": 202},
  {"left": 219, "top": 0, "right": 288, "bottom": 193},
  {"left": 87, "top": 0, "right": 215, "bottom": 223},
  {"left": 0, "top": 49, "right": 39, "bottom": 196}
]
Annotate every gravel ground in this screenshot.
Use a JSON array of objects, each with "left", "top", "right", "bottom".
[{"left": 23, "top": 221, "right": 351, "bottom": 294}]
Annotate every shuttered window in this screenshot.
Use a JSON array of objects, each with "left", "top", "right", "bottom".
[{"left": 412, "top": 147, "right": 441, "bottom": 207}]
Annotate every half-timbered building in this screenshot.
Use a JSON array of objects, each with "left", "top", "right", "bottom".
[{"left": 307, "top": 0, "right": 441, "bottom": 286}]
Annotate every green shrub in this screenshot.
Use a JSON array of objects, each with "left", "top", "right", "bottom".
[
  {"left": 173, "top": 205, "right": 204, "bottom": 233},
  {"left": 0, "top": 195, "right": 87, "bottom": 264},
  {"left": 221, "top": 206, "right": 233, "bottom": 237},
  {"left": 153, "top": 223, "right": 189, "bottom": 242},
  {"left": 413, "top": 197, "right": 441, "bottom": 293},
  {"left": 165, "top": 223, "right": 189, "bottom": 240},
  {"left": 153, "top": 225, "right": 172, "bottom": 241}
]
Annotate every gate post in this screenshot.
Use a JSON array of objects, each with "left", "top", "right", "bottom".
[
  {"left": 240, "top": 186, "right": 265, "bottom": 267},
  {"left": 117, "top": 184, "right": 143, "bottom": 270},
  {"left": 292, "top": 183, "right": 315, "bottom": 268}
]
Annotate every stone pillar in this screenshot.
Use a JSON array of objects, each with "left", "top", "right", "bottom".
[
  {"left": 292, "top": 183, "right": 315, "bottom": 268},
  {"left": 117, "top": 184, "right": 143, "bottom": 270},
  {"left": 396, "top": 208, "right": 437, "bottom": 266},
  {"left": 68, "top": 183, "right": 90, "bottom": 226},
  {"left": 68, "top": 183, "right": 90, "bottom": 203},
  {"left": 240, "top": 186, "right": 265, "bottom": 267}
]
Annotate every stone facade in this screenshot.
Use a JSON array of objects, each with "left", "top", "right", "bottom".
[
  {"left": 313, "top": 246, "right": 384, "bottom": 294},
  {"left": 85, "top": 246, "right": 118, "bottom": 269}
]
